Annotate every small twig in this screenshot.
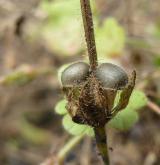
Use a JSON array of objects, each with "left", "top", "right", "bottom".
[
  {"left": 147, "top": 100, "right": 160, "bottom": 115},
  {"left": 41, "top": 135, "right": 84, "bottom": 165},
  {"left": 80, "top": 137, "right": 92, "bottom": 165},
  {"left": 0, "top": 65, "right": 55, "bottom": 86},
  {"left": 57, "top": 134, "right": 84, "bottom": 165},
  {"left": 125, "top": 0, "right": 134, "bottom": 36},
  {"left": 80, "top": 0, "right": 98, "bottom": 70}
]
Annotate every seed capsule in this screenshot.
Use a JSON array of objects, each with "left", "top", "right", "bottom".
[
  {"left": 95, "top": 63, "right": 128, "bottom": 89},
  {"left": 61, "top": 62, "right": 90, "bottom": 87}
]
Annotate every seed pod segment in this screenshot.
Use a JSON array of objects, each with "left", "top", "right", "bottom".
[
  {"left": 61, "top": 62, "right": 90, "bottom": 87},
  {"left": 95, "top": 63, "right": 128, "bottom": 90}
]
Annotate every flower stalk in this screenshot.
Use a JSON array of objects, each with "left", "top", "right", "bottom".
[
  {"left": 80, "top": 0, "right": 98, "bottom": 70},
  {"left": 80, "top": 0, "right": 110, "bottom": 164}
]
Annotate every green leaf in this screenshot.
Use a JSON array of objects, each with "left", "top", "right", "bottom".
[
  {"left": 40, "top": 0, "right": 84, "bottom": 56},
  {"left": 127, "top": 90, "right": 148, "bottom": 111},
  {"left": 62, "top": 114, "right": 94, "bottom": 136},
  {"left": 153, "top": 56, "right": 160, "bottom": 67},
  {"left": 2, "top": 71, "right": 36, "bottom": 86},
  {"left": 127, "top": 38, "right": 151, "bottom": 49},
  {"left": 40, "top": 1, "right": 124, "bottom": 58},
  {"left": 96, "top": 17, "right": 126, "bottom": 58},
  {"left": 85, "top": 127, "right": 95, "bottom": 137},
  {"left": 108, "top": 109, "right": 139, "bottom": 130},
  {"left": 109, "top": 90, "right": 148, "bottom": 130},
  {"left": 152, "top": 22, "right": 160, "bottom": 38},
  {"left": 20, "top": 119, "right": 52, "bottom": 145},
  {"left": 55, "top": 99, "right": 67, "bottom": 115}
]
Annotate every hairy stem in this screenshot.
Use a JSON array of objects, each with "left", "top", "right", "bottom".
[
  {"left": 94, "top": 127, "right": 110, "bottom": 165},
  {"left": 80, "top": 0, "right": 98, "bottom": 70},
  {"left": 80, "top": 1, "right": 110, "bottom": 164}
]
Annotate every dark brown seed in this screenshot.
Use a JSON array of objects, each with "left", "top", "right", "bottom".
[
  {"left": 61, "top": 62, "right": 90, "bottom": 87},
  {"left": 95, "top": 63, "right": 128, "bottom": 89}
]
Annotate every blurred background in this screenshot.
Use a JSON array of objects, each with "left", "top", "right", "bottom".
[{"left": 0, "top": 0, "right": 160, "bottom": 164}]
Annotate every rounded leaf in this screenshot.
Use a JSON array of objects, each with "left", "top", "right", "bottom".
[
  {"left": 96, "top": 18, "right": 126, "bottom": 57},
  {"left": 127, "top": 90, "right": 148, "bottom": 111},
  {"left": 62, "top": 114, "right": 93, "bottom": 136},
  {"left": 108, "top": 110, "right": 139, "bottom": 130},
  {"left": 109, "top": 90, "right": 147, "bottom": 130},
  {"left": 55, "top": 99, "right": 67, "bottom": 115}
]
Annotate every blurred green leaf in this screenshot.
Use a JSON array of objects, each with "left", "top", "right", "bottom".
[
  {"left": 127, "top": 90, "right": 148, "bottom": 110},
  {"left": 153, "top": 56, "right": 160, "bottom": 67},
  {"left": 152, "top": 22, "right": 160, "bottom": 38},
  {"left": 40, "top": 1, "right": 125, "bottom": 58},
  {"left": 96, "top": 18, "right": 126, "bottom": 58},
  {"left": 85, "top": 126, "right": 95, "bottom": 136},
  {"left": 0, "top": 66, "right": 54, "bottom": 86},
  {"left": 62, "top": 114, "right": 94, "bottom": 137},
  {"left": 127, "top": 38, "right": 151, "bottom": 49},
  {"left": 108, "top": 108, "right": 139, "bottom": 130},
  {"left": 55, "top": 99, "right": 67, "bottom": 115},
  {"left": 20, "top": 119, "right": 52, "bottom": 145},
  {"left": 54, "top": 99, "right": 94, "bottom": 136},
  {"left": 1, "top": 71, "right": 35, "bottom": 86},
  {"left": 40, "top": 0, "right": 84, "bottom": 56},
  {"left": 109, "top": 90, "right": 148, "bottom": 130}
]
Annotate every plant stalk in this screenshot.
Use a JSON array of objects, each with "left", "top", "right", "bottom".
[
  {"left": 94, "top": 127, "right": 110, "bottom": 165},
  {"left": 57, "top": 134, "right": 84, "bottom": 165},
  {"left": 80, "top": 0, "right": 110, "bottom": 164},
  {"left": 80, "top": 0, "right": 98, "bottom": 70}
]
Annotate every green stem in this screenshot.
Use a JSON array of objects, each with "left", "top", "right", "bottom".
[
  {"left": 57, "top": 134, "right": 84, "bottom": 164},
  {"left": 94, "top": 127, "right": 110, "bottom": 165},
  {"left": 80, "top": 0, "right": 98, "bottom": 70}
]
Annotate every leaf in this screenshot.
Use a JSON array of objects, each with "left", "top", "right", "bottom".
[
  {"left": 40, "top": 0, "right": 84, "bottom": 56},
  {"left": 153, "top": 56, "right": 160, "bottom": 67},
  {"left": 55, "top": 99, "right": 67, "bottom": 115},
  {"left": 109, "top": 90, "right": 148, "bottom": 130},
  {"left": 96, "top": 17, "right": 126, "bottom": 58},
  {"left": 127, "top": 90, "right": 148, "bottom": 111},
  {"left": 127, "top": 38, "right": 151, "bottom": 49},
  {"left": 62, "top": 114, "right": 94, "bottom": 137},
  {"left": 85, "top": 127, "right": 95, "bottom": 137},
  {"left": 40, "top": 1, "right": 124, "bottom": 57},
  {"left": 2, "top": 71, "right": 35, "bottom": 86},
  {"left": 152, "top": 22, "right": 160, "bottom": 38},
  {"left": 108, "top": 109, "right": 139, "bottom": 130},
  {"left": 20, "top": 119, "right": 52, "bottom": 145},
  {"left": 55, "top": 97, "right": 94, "bottom": 136}
]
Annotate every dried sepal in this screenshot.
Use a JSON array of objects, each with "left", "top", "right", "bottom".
[{"left": 61, "top": 62, "right": 136, "bottom": 127}]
